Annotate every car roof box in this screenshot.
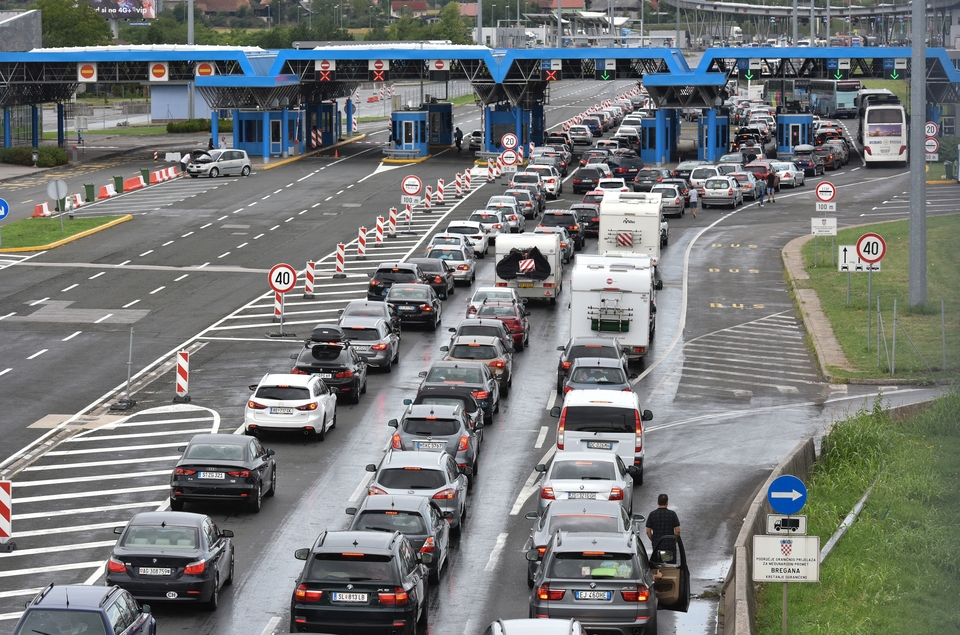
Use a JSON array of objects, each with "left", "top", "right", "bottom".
[{"left": 310, "top": 324, "right": 346, "bottom": 343}]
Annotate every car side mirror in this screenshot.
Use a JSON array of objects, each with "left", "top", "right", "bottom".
[
  {"left": 448, "top": 327, "right": 457, "bottom": 333},
  {"left": 113, "top": 526, "right": 124, "bottom": 535},
  {"left": 419, "top": 552, "right": 434, "bottom": 564},
  {"left": 525, "top": 548, "right": 542, "bottom": 562},
  {"left": 626, "top": 466, "right": 639, "bottom": 476},
  {"left": 442, "top": 511, "right": 455, "bottom": 519},
  {"left": 265, "top": 449, "right": 276, "bottom": 457},
  {"left": 220, "top": 530, "right": 235, "bottom": 538},
  {"left": 337, "top": 309, "right": 344, "bottom": 314},
  {"left": 556, "top": 345, "right": 565, "bottom": 351},
  {"left": 367, "top": 272, "right": 373, "bottom": 278},
  {"left": 290, "top": 354, "right": 298, "bottom": 360},
  {"left": 388, "top": 419, "right": 399, "bottom": 428},
  {"left": 632, "top": 513, "right": 646, "bottom": 524},
  {"left": 248, "top": 384, "right": 258, "bottom": 391},
  {"left": 439, "top": 346, "right": 449, "bottom": 352},
  {"left": 177, "top": 446, "right": 186, "bottom": 452},
  {"left": 549, "top": 406, "right": 561, "bottom": 418},
  {"left": 655, "top": 280, "right": 663, "bottom": 291},
  {"left": 294, "top": 548, "right": 310, "bottom": 560},
  {"left": 418, "top": 371, "right": 427, "bottom": 377},
  {"left": 460, "top": 466, "right": 473, "bottom": 475},
  {"left": 141, "top": 604, "right": 151, "bottom": 614},
  {"left": 402, "top": 398, "right": 412, "bottom": 405},
  {"left": 535, "top": 464, "right": 547, "bottom": 472},
  {"left": 524, "top": 511, "right": 539, "bottom": 520},
  {"left": 629, "top": 373, "right": 639, "bottom": 380},
  {"left": 365, "top": 463, "right": 377, "bottom": 472},
  {"left": 642, "top": 409, "right": 653, "bottom": 422},
  {"left": 346, "top": 507, "right": 358, "bottom": 516}
]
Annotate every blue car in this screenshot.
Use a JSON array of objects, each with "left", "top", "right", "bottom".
[
  {"left": 581, "top": 117, "right": 603, "bottom": 136},
  {"left": 13, "top": 584, "right": 156, "bottom": 635}
]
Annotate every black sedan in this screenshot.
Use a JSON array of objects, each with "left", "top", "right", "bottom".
[
  {"left": 346, "top": 495, "right": 452, "bottom": 584},
  {"left": 385, "top": 284, "right": 443, "bottom": 330},
  {"left": 171, "top": 434, "right": 276, "bottom": 513},
  {"left": 338, "top": 300, "right": 401, "bottom": 336},
  {"left": 292, "top": 340, "right": 369, "bottom": 403},
  {"left": 633, "top": 167, "right": 672, "bottom": 192},
  {"left": 417, "top": 360, "right": 500, "bottom": 422},
  {"left": 107, "top": 511, "right": 235, "bottom": 611},
  {"left": 407, "top": 257, "right": 455, "bottom": 300}
]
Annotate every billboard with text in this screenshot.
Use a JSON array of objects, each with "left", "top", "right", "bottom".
[{"left": 85, "top": 0, "right": 157, "bottom": 19}]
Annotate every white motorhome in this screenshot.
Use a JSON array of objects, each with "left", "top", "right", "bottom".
[
  {"left": 598, "top": 191, "right": 665, "bottom": 268},
  {"left": 494, "top": 232, "right": 563, "bottom": 304},
  {"left": 570, "top": 255, "right": 660, "bottom": 361}
]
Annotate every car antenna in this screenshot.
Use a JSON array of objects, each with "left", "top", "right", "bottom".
[{"left": 161, "top": 521, "right": 166, "bottom": 528}]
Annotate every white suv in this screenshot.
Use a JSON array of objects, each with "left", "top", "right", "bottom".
[{"left": 524, "top": 165, "right": 562, "bottom": 199}]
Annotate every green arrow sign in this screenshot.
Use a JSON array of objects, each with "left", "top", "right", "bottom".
[
  {"left": 890, "top": 70, "right": 899, "bottom": 79},
  {"left": 601, "top": 71, "right": 610, "bottom": 80},
  {"left": 744, "top": 70, "right": 754, "bottom": 80},
  {"left": 834, "top": 71, "right": 843, "bottom": 79}
]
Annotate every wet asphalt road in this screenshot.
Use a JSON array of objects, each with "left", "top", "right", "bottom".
[{"left": 0, "top": 80, "right": 948, "bottom": 634}]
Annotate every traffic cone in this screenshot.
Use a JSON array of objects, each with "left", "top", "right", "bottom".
[{"left": 335, "top": 149, "right": 339, "bottom": 158}]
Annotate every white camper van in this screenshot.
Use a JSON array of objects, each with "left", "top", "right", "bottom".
[
  {"left": 598, "top": 192, "right": 665, "bottom": 268},
  {"left": 494, "top": 232, "right": 563, "bottom": 303}
]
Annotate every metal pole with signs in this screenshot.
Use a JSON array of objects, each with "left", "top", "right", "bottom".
[
  {"left": 268, "top": 263, "right": 298, "bottom": 338},
  {"left": 0, "top": 197, "right": 9, "bottom": 248},
  {"left": 760, "top": 475, "right": 817, "bottom": 635},
  {"left": 856, "top": 233, "right": 886, "bottom": 351},
  {"left": 813, "top": 181, "right": 837, "bottom": 266}
]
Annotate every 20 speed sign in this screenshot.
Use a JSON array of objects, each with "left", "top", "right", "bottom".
[
  {"left": 856, "top": 233, "right": 886, "bottom": 264},
  {"left": 268, "top": 263, "right": 298, "bottom": 293}
]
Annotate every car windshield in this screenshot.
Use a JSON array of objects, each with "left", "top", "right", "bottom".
[
  {"left": 569, "top": 366, "right": 627, "bottom": 384},
  {"left": 378, "top": 467, "right": 446, "bottom": 490},
  {"left": 546, "top": 514, "right": 621, "bottom": 533},
  {"left": 122, "top": 525, "right": 199, "bottom": 549},
  {"left": 551, "top": 460, "right": 616, "bottom": 480},
  {"left": 184, "top": 443, "right": 245, "bottom": 461},
  {"left": 468, "top": 213, "right": 497, "bottom": 223},
  {"left": 548, "top": 552, "right": 635, "bottom": 579},
  {"left": 417, "top": 396, "right": 473, "bottom": 411},
  {"left": 429, "top": 251, "right": 464, "bottom": 261},
  {"left": 354, "top": 510, "right": 427, "bottom": 534},
  {"left": 18, "top": 610, "right": 109, "bottom": 635},
  {"left": 704, "top": 179, "right": 730, "bottom": 190},
  {"left": 345, "top": 328, "right": 381, "bottom": 342},
  {"left": 450, "top": 345, "right": 497, "bottom": 360},
  {"left": 308, "top": 553, "right": 396, "bottom": 582},
  {"left": 342, "top": 305, "right": 386, "bottom": 319},
  {"left": 388, "top": 288, "right": 429, "bottom": 301},
  {"left": 477, "top": 305, "right": 517, "bottom": 319},
  {"left": 425, "top": 366, "right": 482, "bottom": 383},
  {"left": 473, "top": 291, "right": 514, "bottom": 303},
  {"left": 255, "top": 386, "right": 311, "bottom": 401},
  {"left": 562, "top": 406, "right": 635, "bottom": 433},
  {"left": 402, "top": 417, "right": 461, "bottom": 436},
  {"left": 456, "top": 326, "right": 503, "bottom": 341}
]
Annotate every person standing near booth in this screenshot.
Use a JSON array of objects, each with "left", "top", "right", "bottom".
[{"left": 454, "top": 127, "right": 463, "bottom": 153}]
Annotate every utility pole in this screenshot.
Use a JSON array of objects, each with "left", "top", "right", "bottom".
[
  {"left": 187, "top": 0, "right": 195, "bottom": 120},
  {"left": 558, "top": 0, "right": 563, "bottom": 47},
  {"left": 810, "top": 0, "right": 815, "bottom": 43},
  {"left": 477, "top": 0, "right": 483, "bottom": 44},
  {"left": 792, "top": 0, "right": 798, "bottom": 43},
  {"left": 909, "top": 0, "right": 927, "bottom": 306}
]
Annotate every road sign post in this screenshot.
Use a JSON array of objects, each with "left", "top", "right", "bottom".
[
  {"left": 763, "top": 474, "right": 813, "bottom": 635},
  {"left": 0, "top": 197, "right": 8, "bottom": 248},
  {"left": 0, "top": 480, "right": 13, "bottom": 552},
  {"left": 813, "top": 183, "right": 837, "bottom": 266},
  {"left": 856, "top": 233, "right": 886, "bottom": 351},
  {"left": 268, "top": 263, "right": 297, "bottom": 338}
]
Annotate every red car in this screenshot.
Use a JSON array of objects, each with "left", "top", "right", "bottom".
[{"left": 473, "top": 301, "right": 531, "bottom": 352}]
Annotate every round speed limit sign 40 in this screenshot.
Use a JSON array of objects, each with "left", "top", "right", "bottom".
[
  {"left": 856, "top": 233, "right": 886, "bottom": 264},
  {"left": 268, "top": 263, "right": 298, "bottom": 294}
]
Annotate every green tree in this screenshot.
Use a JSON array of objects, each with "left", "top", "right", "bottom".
[
  {"left": 388, "top": 11, "right": 424, "bottom": 40},
  {"left": 37, "top": 0, "right": 111, "bottom": 47},
  {"left": 429, "top": 1, "right": 471, "bottom": 43}
]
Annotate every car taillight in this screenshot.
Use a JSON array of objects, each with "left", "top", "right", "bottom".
[
  {"left": 635, "top": 410, "right": 643, "bottom": 453},
  {"left": 371, "top": 279, "right": 382, "bottom": 286},
  {"left": 184, "top": 560, "right": 206, "bottom": 575},
  {"left": 489, "top": 360, "right": 505, "bottom": 368},
  {"left": 457, "top": 265, "right": 470, "bottom": 271},
  {"left": 563, "top": 386, "right": 573, "bottom": 394},
  {"left": 369, "top": 485, "right": 389, "bottom": 495},
  {"left": 334, "top": 370, "right": 354, "bottom": 379},
  {"left": 537, "top": 583, "right": 565, "bottom": 601},
  {"left": 419, "top": 537, "right": 436, "bottom": 554},
  {"left": 728, "top": 188, "right": 734, "bottom": 194},
  {"left": 864, "top": 146, "right": 872, "bottom": 155},
  {"left": 609, "top": 487, "right": 624, "bottom": 500},
  {"left": 174, "top": 468, "right": 197, "bottom": 475},
  {"left": 433, "top": 488, "right": 456, "bottom": 500},
  {"left": 290, "top": 367, "right": 305, "bottom": 374},
  {"left": 540, "top": 487, "right": 555, "bottom": 500},
  {"left": 561, "top": 361, "right": 571, "bottom": 369},
  {"left": 657, "top": 177, "right": 662, "bottom": 182},
  {"left": 493, "top": 224, "right": 502, "bottom": 229},
  {"left": 434, "top": 275, "right": 443, "bottom": 284},
  {"left": 557, "top": 409, "right": 566, "bottom": 450},
  {"left": 899, "top": 145, "right": 907, "bottom": 155},
  {"left": 247, "top": 400, "right": 267, "bottom": 410},
  {"left": 537, "top": 546, "right": 547, "bottom": 557},
  {"left": 496, "top": 282, "right": 507, "bottom": 287},
  {"left": 391, "top": 433, "right": 402, "bottom": 449},
  {"left": 560, "top": 242, "right": 568, "bottom": 248},
  {"left": 472, "top": 390, "right": 488, "bottom": 400},
  {"left": 620, "top": 585, "right": 650, "bottom": 602},
  {"left": 458, "top": 436, "right": 469, "bottom": 451},
  {"left": 509, "top": 215, "right": 518, "bottom": 221},
  {"left": 571, "top": 225, "right": 580, "bottom": 231},
  {"left": 419, "top": 304, "right": 433, "bottom": 312},
  {"left": 108, "top": 557, "right": 126, "bottom": 573},
  {"left": 296, "top": 584, "right": 323, "bottom": 603},
  {"left": 296, "top": 402, "right": 318, "bottom": 411},
  {"left": 379, "top": 587, "right": 408, "bottom": 606}
]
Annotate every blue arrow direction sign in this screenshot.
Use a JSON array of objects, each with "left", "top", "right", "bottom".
[
  {"left": 825, "top": 58, "right": 838, "bottom": 70},
  {"left": 767, "top": 475, "right": 807, "bottom": 515},
  {"left": 0, "top": 197, "right": 9, "bottom": 220}
]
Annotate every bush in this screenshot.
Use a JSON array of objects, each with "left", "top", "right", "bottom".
[
  {"left": 166, "top": 118, "right": 234, "bottom": 134},
  {"left": 0, "top": 146, "right": 69, "bottom": 167}
]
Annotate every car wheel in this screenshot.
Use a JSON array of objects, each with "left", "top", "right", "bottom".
[
  {"left": 501, "top": 382, "right": 509, "bottom": 398},
  {"left": 494, "top": 396, "right": 500, "bottom": 413},
  {"left": 225, "top": 551, "right": 235, "bottom": 585},
  {"left": 431, "top": 314, "right": 439, "bottom": 331},
  {"left": 330, "top": 412, "right": 337, "bottom": 429},
  {"left": 360, "top": 375, "right": 367, "bottom": 395},
  {"left": 316, "top": 418, "right": 326, "bottom": 441},
  {"left": 267, "top": 468, "right": 277, "bottom": 496},
  {"left": 249, "top": 483, "right": 262, "bottom": 512},
  {"left": 448, "top": 283, "right": 455, "bottom": 296},
  {"left": 429, "top": 562, "right": 441, "bottom": 584},
  {"left": 383, "top": 356, "right": 393, "bottom": 373},
  {"left": 209, "top": 167, "right": 219, "bottom": 178},
  {"left": 515, "top": 338, "right": 524, "bottom": 352},
  {"left": 170, "top": 498, "right": 184, "bottom": 511},
  {"left": 635, "top": 465, "right": 644, "bottom": 485},
  {"left": 205, "top": 576, "right": 219, "bottom": 611},
  {"left": 241, "top": 165, "right": 251, "bottom": 177}
]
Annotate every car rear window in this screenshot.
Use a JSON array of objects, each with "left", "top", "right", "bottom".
[
  {"left": 551, "top": 459, "right": 616, "bottom": 480},
  {"left": 562, "top": 406, "right": 636, "bottom": 433},
  {"left": 548, "top": 552, "right": 636, "bottom": 579},
  {"left": 184, "top": 443, "right": 245, "bottom": 462},
  {"left": 704, "top": 179, "right": 730, "bottom": 190},
  {"left": 342, "top": 305, "right": 386, "bottom": 319},
  {"left": 374, "top": 269, "right": 418, "bottom": 283},
  {"left": 450, "top": 344, "right": 497, "bottom": 360},
  {"left": 577, "top": 169, "right": 603, "bottom": 179},
  {"left": 416, "top": 395, "right": 473, "bottom": 411},
  {"left": 431, "top": 236, "right": 462, "bottom": 246},
  {"left": 306, "top": 345, "right": 344, "bottom": 362},
  {"left": 474, "top": 291, "right": 515, "bottom": 303},
  {"left": 308, "top": 553, "right": 396, "bottom": 582},
  {"left": 19, "top": 611, "right": 108, "bottom": 635},
  {"left": 122, "top": 525, "right": 199, "bottom": 549},
  {"left": 446, "top": 226, "right": 478, "bottom": 235},
  {"left": 388, "top": 287, "right": 429, "bottom": 301},
  {"left": 456, "top": 326, "right": 503, "bottom": 341},
  {"left": 345, "top": 328, "right": 381, "bottom": 342},
  {"left": 540, "top": 214, "right": 576, "bottom": 227},
  {"left": 570, "top": 345, "right": 618, "bottom": 360},
  {"left": 691, "top": 167, "right": 718, "bottom": 180},
  {"left": 255, "top": 386, "right": 311, "bottom": 400},
  {"left": 429, "top": 250, "right": 465, "bottom": 261},
  {"left": 468, "top": 213, "right": 498, "bottom": 223},
  {"left": 569, "top": 367, "right": 627, "bottom": 384},
  {"left": 546, "top": 515, "right": 620, "bottom": 534},
  {"left": 402, "top": 417, "right": 461, "bottom": 436},
  {"left": 477, "top": 305, "right": 517, "bottom": 318},
  {"left": 425, "top": 366, "right": 482, "bottom": 383},
  {"left": 378, "top": 467, "right": 446, "bottom": 490},
  {"left": 354, "top": 510, "right": 427, "bottom": 534}
]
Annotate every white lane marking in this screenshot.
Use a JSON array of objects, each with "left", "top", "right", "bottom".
[
  {"left": 0, "top": 561, "right": 104, "bottom": 579},
  {"left": 218, "top": 215, "right": 229, "bottom": 220},
  {"left": 350, "top": 473, "right": 375, "bottom": 504},
  {"left": 24, "top": 455, "right": 182, "bottom": 471},
  {"left": 116, "top": 260, "right": 130, "bottom": 266},
  {"left": 325, "top": 196, "right": 333, "bottom": 201},
  {"left": 14, "top": 485, "right": 169, "bottom": 503},
  {"left": 286, "top": 183, "right": 294, "bottom": 188},
  {"left": 200, "top": 223, "right": 212, "bottom": 229},
  {"left": 0, "top": 312, "right": 14, "bottom": 320},
  {"left": 30, "top": 297, "right": 49, "bottom": 306},
  {"left": 259, "top": 617, "right": 282, "bottom": 635},
  {"left": 12, "top": 500, "right": 163, "bottom": 520},
  {"left": 94, "top": 314, "right": 113, "bottom": 324},
  {"left": 174, "top": 274, "right": 189, "bottom": 281},
  {"left": 47, "top": 442, "right": 184, "bottom": 456},
  {"left": 89, "top": 272, "right": 105, "bottom": 279},
  {"left": 297, "top": 174, "right": 311, "bottom": 182},
  {"left": 15, "top": 470, "right": 170, "bottom": 487},
  {"left": 122, "top": 300, "right": 140, "bottom": 308},
  {"left": 139, "top": 250, "right": 153, "bottom": 257},
  {"left": 510, "top": 446, "right": 556, "bottom": 516},
  {"left": 535, "top": 426, "right": 548, "bottom": 449},
  {"left": 198, "top": 262, "right": 210, "bottom": 268},
  {"left": 149, "top": 286, "right": 165, "bottom": 294},
  {"left": 0, "top": 540, "right": 117, "bottom": 558},
  {"left": 254, "top": 233, "right": 265, "bottom": 239},
  {"left": 27, "top": 349, "right": 47, "bottom": 360},
  {"left": 248, "top": 202, "right": 257, "bottom": 208},
  {"left": 545, "top": 391, "right": 557, "bottom": 410},
  {"left": 274, "top": 189, "right": 283, "bottom": 194},
  {"left": 484, "top": 533, "right": 509, "bottom": 572},
  {"left": 298, "top": 210, "right": 307, "bottom": 215},
  {"left": 61, "top": 284, "right": 79, "bottom": 292},
  {"left": 0, "top": 589, "right": 41, "bottom": 599},
  {"left": 162, "top": 241, "right": 175, "bottom": 248},
  {"left": 62, "top": 331, "right": 82, "bottom": 342},
  {"left": 218, "top": 252, "right": 230, "bottom": 258},
  {"left": 182, "top": 231, "right": 194, "bottom": 237},
  {"left": 312, "top": 202, "right": 322, "bottom": 207},
  {"left": 0, "top": 369, "right": 11, "bottom": 377},
  {"left": 285, "top": 217, "right": 294, "bottom": 223},
  {"left": 336, "top": 190, "right": 345, "bottom": 195},
  {"left": 68, "top": 428, "right": 212, "bottom": 443},
  {"left": 347, "top": 184, "right": 354, "bottom": 188},
  {"left": 262, "top": 195, "right": 270, "bottom": 200},
  {"left": 15, "top": 522, "right": 126, "bottom": 538},
  {"left": 237, "top": 242, "right": 248, "bottom": 249},
  {"left": 270, "top": 224, "right": 280, "bottom": 231}
]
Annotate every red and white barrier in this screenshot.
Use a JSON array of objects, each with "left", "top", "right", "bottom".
[
  {"left": 405, "top": 204, "right": 412, "bottom": 221},
  {"left": 65, "top": 194, "right": 83, "bottom": 211},
  {"left": 273, "top": 292, "right": 283, "bottom": 322},
  {"left": 375, "top": 216, "right": 385, "bottom": 245},
  {"left": 494, "top": 157, "right": 502, "bottom": 179},
  {"left": 31, "top": 202, "right": 53, "bottom": 218},
  {"left": 312, "top": 129, "right": 321, "bottom": 147},
  {"left": 352, "top": 113, "right": 358, "bottom": 132},
  {"left": 0, "top": 480, "right": 11, "bottom": 545},
  {"left": 123, "top": 175, "right": 146, "bottom": 192},
  {"left": 465, "top": 171, "right": 472, "bottom": 191},
  {"left": 357, "top": 226, "right": 367, "bottom": 258},
  {"left": 436, "top": 179, "right": 445, "bottom": 205},
  {"left": 97, "top": 183, "right": 118, "bottom": 199},
  {"left": 528, "top": 142, "right": 535, "bottom": 156},
  {"left": 334, "top": 243, "right": 346, "bottom": 278},
  {"left": 304, "top": 260, "right": 316, "bottom": 298},
  {"left": 517, "top": 146, "right": 524, "bottom": 161},
  {"left": 388, "top": 207, "right": 398, "bottom": 235},
  {"left": 487, "top": 159, "right": 495, "bottom": 182},
  {"left": 424, "top": 186, "right": 432, "bottom": 212},
  {"left": 455, "top": 173, "right": 462, "bottom": 198},
  {"left": 175, "top": 350, "right": 189, "bottom": 399}
]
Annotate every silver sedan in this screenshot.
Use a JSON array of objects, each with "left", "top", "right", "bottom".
[
  {"left": 427, "top": 246, "right": 476, "bottom": 285},
  {"left": 771, "top": 161, "right": 806, "bottom": 188}
]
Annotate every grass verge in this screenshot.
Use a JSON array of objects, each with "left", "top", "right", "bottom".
[
  {"left": 42, "top": 126, "right": 174, "bottom": 139},
  {"left": 0, "top": 216, "right": 126, "bottom": 249},
  {"left": 800, "top": 214, "right": 959, "bottom": 379},
  {"left": 755, "top": 389, "right": 960, "bottom": 634}
]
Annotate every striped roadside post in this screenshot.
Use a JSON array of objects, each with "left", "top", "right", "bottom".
[
  {"left": 303, "top": 260, "right": 316, "bottom": 298},
  {"left": 388, "top": 207, "right": 398, "bottom": 236},
  {"left": 0, "top": 480, "right": 13, "bottom": 553},
  {"left": 357, "top": 227, "right": 367, "bottom": 259},
  {"left": 173, "top": 350, "right": 191, "bottom": 402},
  {"left": 273, "top": 292, "right": 283, "bottom": 323},
  {"left": 334, "top": 243, "right": 346, "bottom": 278},
  {"left": 375, "top": 216, "right": 385, "bottom": 245}
]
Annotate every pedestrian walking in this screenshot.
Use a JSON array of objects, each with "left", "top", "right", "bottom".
[
  {"left": 757, "top": 180, "right": 766, "bottom": 207},
  {"left": 454, "top": 127, "right": 463, "bottom": 153},
  {"left": 766, "top": 172, "right": 777, "bottom": 203},
  {"left": 688, "top": 187, "right": 698, "bottom": 218},
  {"left": 646, "top": 493, "right": 681, "bottom": 562}
]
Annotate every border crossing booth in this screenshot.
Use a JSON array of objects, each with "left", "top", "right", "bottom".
[
  {"left": 697, "top": 111, "right": 729, "bottom": 161},
  {"left": 530, "top": 104, "right": 546, "bottom": 146},
  {"left": 305, "top": 101, "right": 341, "bottom": 149},
  {"left": 233, "top": 109, "right": 304, "bottom": 159},
  {"left": 484, "top": 104, "right": 530, "bottom": 151},
  {"left": 390, "top": 109, "right": 430, "bottom": 157},
  {"left": 426, "top": 101, "right": 453, "bottom": 147},
  {"left": 776, "top": 113, "right": 813, "bottom": 155}
]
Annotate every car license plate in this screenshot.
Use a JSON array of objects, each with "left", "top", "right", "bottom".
[
  {"left": 568, "top": 492, "right": 596, "bottom": 499},
  {"left": 270, "top": 407, "right": 294, "bottom": 415},
  {"left": 198, "top": 472, "right": 225, "bottom": 479},
  {"left": 318, "top": 373, "right": 333, "bottom": 379},
  {"left": 575, "top": 590, "right": 611, "bottom": 600},
  {"left": 332, "top": 592, "right": 368, "bottom": 603},
  {"left": 399, "top": 306, "right": 416, "bottom": 311},
  {"left": 353, "top": 346, "right": 370, "bottom": 351},
  {"left": 518, "top": 282, "right": 534, "bottom": 288},
  {"left": 587, "top": 441, "right": 613, "bottom": 450},
  {"left": 139, "top": 567, "right": 171, "bottom": 576},
  {"left": 417, "top": 442, "right": 445, "bottom": 450}
]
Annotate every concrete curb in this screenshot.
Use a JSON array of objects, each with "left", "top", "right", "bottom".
[
  {"left": 383, "top": 154, "right": 432, "bottom": 164},
  {"left": 261, "top": 134, "right": 367, "bottom": 171},
  {"left": 0, "top": 214, "right": 133, "bottom": 253},
  {"left": 926, "top": 179, "right": 957, "bottom": 185}
]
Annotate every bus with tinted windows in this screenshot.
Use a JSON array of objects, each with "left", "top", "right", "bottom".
[
  {"left": 856, "top": 89, "right": 907, "bottom": 166},
  {"left": 808, "top": 79, "right": 863, "bottom": 118}
]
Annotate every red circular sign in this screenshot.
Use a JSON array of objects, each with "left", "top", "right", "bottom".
[
  {"left": 434, "top": 60, "right": 444, "bottom": 70},
  {"left": 79, "top": 64, "right": 95, "bottom": 79},
  {"left": 856, "top": 233, "right": 886, "bottom": 264},
  {"left": 320, "top": 60, "right": 331, "bottom": 70},
  {"left": 401, "top": 175, "right": 423, "bottom": 196},
  {"left": 151, "top": 63, "right": 167, "bottom": 79},
  {"left": 374, "top": 60, "right": 384, "bottom": 70},
  {"left": 268, "top": 263, "right": 298, "bottom": 294},
  {"left": 196, "top": 62, "right": 214, "bottom": 76}
]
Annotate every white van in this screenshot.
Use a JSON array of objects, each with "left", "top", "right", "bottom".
[{"left": 550, "top": 389, "right": 653, "bottom": 482}]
